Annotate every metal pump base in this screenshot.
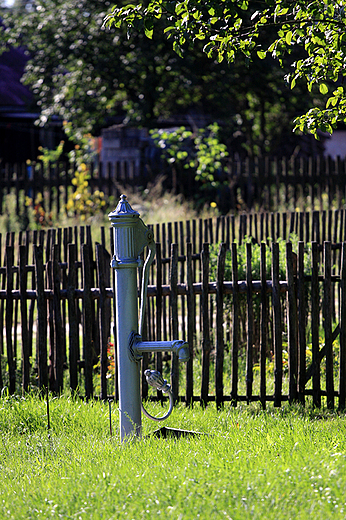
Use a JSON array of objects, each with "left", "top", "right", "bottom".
[{"left": 150, "top": 427, "right": 204, "bottom": 439}]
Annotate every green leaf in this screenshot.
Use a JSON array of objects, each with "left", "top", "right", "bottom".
[
  {"left": 164, "top": 26, "right": 176, "bottom": 34},
  {"left": 144, "top": 19, "right": 154, "bottom": 39},
  {"left": 326, "top": 96, "right": 337, "bottom": 108},
  {"left": 257, "top": 50, "right": 267, "bottom": 59},
  {"left": 319, "top": 83, "right": 329, "bottom": 95},
  {"left": 285, "top": 31, "right": 292, "bottom": 45},
  {"left": 173, "top": 40, "right": 183, "bottom": 58},
  {"left": 175, "top": 2, "right": 187, "bottom": 16},
  {"left": 278, "top": 8, "right": 289, "bottom": 16},
  {"left": 217, "top": 51, "right": 224, "bottom": 63}
]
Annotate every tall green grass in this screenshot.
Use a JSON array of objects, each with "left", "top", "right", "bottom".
[{"left": 0, "top": 394, "right": 346, "bottom": 519}]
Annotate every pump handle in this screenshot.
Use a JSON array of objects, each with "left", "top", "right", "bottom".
[{"left": 139, "top": 233, "right": 156, "bottom": 337}]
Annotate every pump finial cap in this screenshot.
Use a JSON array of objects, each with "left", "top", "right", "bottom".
[{"left": 108, "top": 194, "right": 139, "bottom": 219}]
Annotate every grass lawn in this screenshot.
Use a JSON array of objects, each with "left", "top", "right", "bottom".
[{"left": 0, "top": 395, "right": 346, "bottom": 519}]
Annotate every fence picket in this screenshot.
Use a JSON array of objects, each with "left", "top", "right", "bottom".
[
  {"left": 67, "top": 243, "right": 78, "bottom": 392},
  {"left": 286, "top": 242, "right": 298, "bottom": 403},
  {"left": 82, "top": 242, "right": 94, "bottom": 399},
  {"left": 34, "top": 245, "right": 48, "bottom": 389},
  {"left": 52, "top": 244, "right": 64, "bottom": 393},
  {"left": 155, "top": 243, "right": 163, "bottom": 403},
  {"left": 19, "top": 245, "right": 29, "bottom": 394},
  {"left": 311, "top": 242, "right": 321, "bottom": 407},
  {"left": 186, "top": 242, "right": 194, "bottom": 406},
  {"left": 339, "top": 243, "right": 346, "bottom": 410},
  {"left": 324, "top": 242, "right": 334, "bottom": 409},
  {"left": 231, "top": 243, "right": 239, "bottom": 406},
  {"left": 201, "top": 243, "right": 210, "bottom": 408},
  {"left": 272, "top": 242, "right": 282, "bottom": 407},
  {"left": 298, "top": 241, "right": 306, "bottom": 405},
  {"left": 246, "top": 243, "right": 254, "bottom": 403},
  {"left": 260, "top": 242, "right": 267, "bottom": 409},
  {"left": 6, "top": 246, "right": 15, "bottom": 394},
  {"left": 170, "top": 243, "right": 179, "bottom": 401},
  {"left": 216, "top": 243, "right": 226, "bottom": 410},
  {"left": 96, "top": 244, "right": 108, "bottom": 400}
]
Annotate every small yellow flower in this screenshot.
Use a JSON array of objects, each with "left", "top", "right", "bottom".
[{"left": 210, "top": 201, "right": 217, "bottom": 208}]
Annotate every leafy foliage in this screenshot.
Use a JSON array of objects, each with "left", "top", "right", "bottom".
[
  {"left": 0, "top": 0, "right": 325, "bottom": 155},
  {"left": 151, "top": 122, "right": 228, "bottom": 184},
  {"left": 209, "top": 235, "right": 301, "bottom": 282},
  {"left": 104, "top": 0, "right": 346, "bottom": 138},
  {"left": 65, "top": 132, "right": 107, "bottom": 220},
  {"left": 66, "top": 165, "right": 107, "bottom": 221}
]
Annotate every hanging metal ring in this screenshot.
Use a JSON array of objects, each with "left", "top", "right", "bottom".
[{"left": 141, "top": 369, "right": 174, "bottom": 422}]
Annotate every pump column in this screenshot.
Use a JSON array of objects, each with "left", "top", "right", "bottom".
[{"left": 109, "top": 195, "right": 148, "bottom": 441}]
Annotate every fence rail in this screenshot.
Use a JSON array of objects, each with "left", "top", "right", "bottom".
[
  {"left": 0, "top": 211, "right": 345, "bottom": 409},
  {"left": 2, "top": 154, "right": 346, "bottom": 215}
]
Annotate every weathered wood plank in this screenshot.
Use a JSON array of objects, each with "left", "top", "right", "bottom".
[
  {"left": 339, "top": 242, "right": 346, "bottom": 410},
  {"left": 311, "top": 242, "right": 321, "bottom": 407},
  {"left": 67, "top": 244, "right": 78, "bottom": 392},
  {"left": 215, "top": 243, "right": 226, "bottom": 410},
  {"left": 324, "top": 241, "right": 334, "bottom": 409},
  {"left": 286, "top": 242, "right": 298, "bottom": 403},
  {"left": 6, "top": 246, "right": 15, "bottom": 394},
  {"left": 170, "top": 243, "right": 179, "bottom": 402},
  {"left": 82, "top": 242, "right": 94, "bottom": 399},
  {"left": 34, "top": 245, "right": 48, "bottom": 390},
  {"left": 272, "top": 242, "right": 282, "bottom": 407},
  {"left": 201, "top": 243, "right": 210, "bottom": 408},
  {"left": 96, "top": 244, "right": 108, "bottom": 400},
  {"left": 260, "top": 242, "right": 267, "bottom": 409},
  {"left": 155, "top": 243, "right": 163, "bottom": 404},
  {"left": 231, "top": 242, "right": 239, "bottom": 406},
  {"left": 52, "top": 244, "right": 64, "bottom": 394},
  {"left": 246, "top": 242, "right": 254, "bottom": 403},
  {"left": 186, "top": 242, "right": 194, "bottom": 407},
  {"left": 19, "top": 245, "right": 29, "bottom": 394},
  {"left": 297, "top": 241, "right": 306, "bottom": 405}
]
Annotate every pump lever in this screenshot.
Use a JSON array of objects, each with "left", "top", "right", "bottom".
[{"left": 139, "top": 233, "right": 156, "bottom": 337}]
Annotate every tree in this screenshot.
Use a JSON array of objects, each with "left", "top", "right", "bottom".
[
  {"left": 3, "top": 0, "right": 242, "bottom": 139},
  {"left": 0, "top": 0, "right": 327, "bottom": 155},
  {"left": 104, "top": 0, "right": 346, "bottom": 138}
]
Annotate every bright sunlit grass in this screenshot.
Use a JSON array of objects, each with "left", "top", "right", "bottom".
[{"left": 0, "top": 394, "right": 346, "bottom": 519}]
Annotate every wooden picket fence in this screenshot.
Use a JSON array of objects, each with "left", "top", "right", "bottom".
[
  {"left": 1, "top": 210, "right": 346, "bottom": 409},
  {"left": 2, "top": 153, "right": 346, "bottom": 215}
]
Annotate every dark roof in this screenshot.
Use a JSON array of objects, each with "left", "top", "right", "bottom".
[{"left": 0, "top": 45, "right": 33, "bottom": 107}]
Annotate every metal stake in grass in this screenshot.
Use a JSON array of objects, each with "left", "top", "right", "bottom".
[
  {"left": 46, "top": 386, "right": 51, "bottom": 433},
  {"left": 108, "top": 399, "right": 113, "bottom": 437}
]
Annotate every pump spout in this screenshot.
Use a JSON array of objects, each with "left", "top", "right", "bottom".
[
  {"left": 128, "top": 333, "right": 190, "bottom": 363},
  {"left": 173, "top": 340, "right": 190, "bottom": 362}
]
